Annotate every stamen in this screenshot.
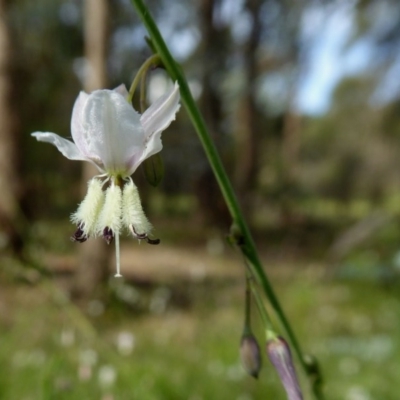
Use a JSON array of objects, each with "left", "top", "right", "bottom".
[
  {"left": 129, "top": 224, "right": 147, "bottom": 239},
  {"left": 114, "top": 233, "right": 122, "bottom": 278},
  {"left": 128, "top": 223, "right": 159, "bottom": 244},
  {"left": 71, "top": 225, "right": 88, "bottom": 243},
  {"left": 71, "top": 178, "right": 105, "bottom": 238},
  {"left": 122, "top": 179, "right": 153, "bottom": 238},
  {"left": 146, "top": 237, "right": 160, "bottom": 245},
  {"left": 97, "top": 183, "right": 122, "bottom": 236}
]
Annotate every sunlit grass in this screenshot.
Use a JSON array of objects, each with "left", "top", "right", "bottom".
[{"left": 1, "top": 256, "right": 400, "bottom": 399}]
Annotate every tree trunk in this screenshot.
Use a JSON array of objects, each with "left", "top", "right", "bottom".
[
  {"left": 234, "top": 0, "right": 262, "bottom": 211},
  {"left": 0, "top": 0, "right": 23, "bottom": 254},
  {"left": 281, "top": 109, "right": 302, "bottom": 182},
  {"left": 194, "top": 0, "right": 231, "bottom": 229},
  {"left": 73, "top": 0, "right": 110, "bottom": 298}
]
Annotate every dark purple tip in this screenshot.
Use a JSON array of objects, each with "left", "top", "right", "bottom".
[
  {"left": 146, "top": 237, "right": 160, "bottom": 245},
  {"left": 267, "top": 337, "right": 303, "bottom": 400},
  {"left": 129, "top": 224, "right": 147, "bottom": 239},
  {"left": 102, "top": 227, "right": 114, "bottom": 245},
  {"left": 71, "top": 226, "right": 88, "bottom": 243}
]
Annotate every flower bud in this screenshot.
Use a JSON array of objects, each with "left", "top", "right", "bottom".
[
  {"left": 142, "top": 153, "right": 164, "bottom": 187},
  {"left": 267, "top": 337, "right": 303, "bottom": 400},
  {"left": 240, "top": 334, "right": 262, "bottom": 379}
]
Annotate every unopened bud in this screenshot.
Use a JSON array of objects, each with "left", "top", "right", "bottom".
[
  {"left": 228, "top": 223, "right": 245, "bottom": 247},
  {"left": 142, "top": 153, "right": 164, "bottom": 187},
  {"left": 304, "top": 354, "right": 323, "bottom": 394},
  {"left": 240, "top": 334, "right": 262, "bottom": 379},
  {"left": 267, "top": 337, "right": 303, "bottom": 400}
]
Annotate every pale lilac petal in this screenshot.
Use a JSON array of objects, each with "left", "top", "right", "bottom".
[
  {"left": 267, "top": 337, "right": 303, "bottom": 400},
  {"left": 137, "top": 82, "right": 180, "bottom": 166},
  {"left": 78, "top": 90, "right": 144, "bottom": 174},
  {"left": 31, "top": 132, "right": 90, "bottom": 162}
]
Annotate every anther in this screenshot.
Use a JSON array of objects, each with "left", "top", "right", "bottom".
[
  {"left": 146, "top": 237, "right": 160, "bottom": 245},
  {"left": 71, "top": 225, "right": 88, "bottom": 243},
  {"left": 129, "top": 224, "right": 147, "bottom": 240},
  {"left": 102, "top": 227, "right": 114, "bottom": 245}
]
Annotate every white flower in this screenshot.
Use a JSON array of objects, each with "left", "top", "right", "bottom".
[
  {"left": 32, "top": 82, "right": 180, "bottom": 176},
  {"left": 32, "top": 82, "right": 180, "bottom": 277}
]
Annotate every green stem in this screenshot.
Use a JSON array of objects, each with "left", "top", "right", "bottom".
[
  {"left": 247, "top": 273, "right": 274, "bottom": 333},
  {"left": 242, "top": 271, "right": 260, "bottom": 337},
  {"left": 244, "top": 276, "right": 251, "bottom": 330},
  {"left": 130, "top": 1, "right": 324, "bottom": 398}
]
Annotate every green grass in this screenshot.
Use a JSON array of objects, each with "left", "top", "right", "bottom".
[{"left": 1, "top": 257, "right": 400, "bottom": 399}]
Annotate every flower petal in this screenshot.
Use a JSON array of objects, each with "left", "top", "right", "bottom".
[
  {"left": 138, "top": 82, "right": 180, "bottom": 164},
  {"left": 31, "top": 132, "right": 92, "bottom": 162},
  {"left": 74, "top": 90, "right": 145, "bottom": 175},
  {"left": 71, "top": 91, "right": 101, "bottom": 162},
  {"left": 113, "top": 84, "right": 129, "bottom": 98}
]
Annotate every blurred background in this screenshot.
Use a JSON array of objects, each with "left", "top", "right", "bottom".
[{"left": 1, "top": 0, "right": 400, "bottom": 399}]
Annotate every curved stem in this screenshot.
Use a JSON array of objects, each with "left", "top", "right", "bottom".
[
  {"left": 130, "top": 1, "right": 324, "bottom": 398},
  {"left": 244, "top": 275, "right": 252, "bottom": 330},
  {"left": 127, "top": 53, "right": 160, "bottom": 104}
]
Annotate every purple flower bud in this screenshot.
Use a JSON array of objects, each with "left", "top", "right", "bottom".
[
  {"left": 240, "top": 334, "right": 262, "bottom": 379},
  {"left": 267, "top": 337, "right": 303, "bottom": 400}
]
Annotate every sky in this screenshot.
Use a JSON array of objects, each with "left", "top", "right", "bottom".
[
  {"left": 296, "top": 1, "right": 370, "bottom": 115},
  {"left": 216, "top": 0, "right": 397, "bottom": 116},
  {"left": 71, "top": 0, "right": 400, "bottom": 117},
  {"left": 297, "top": 1, "right": 400, "bottom": 115}
]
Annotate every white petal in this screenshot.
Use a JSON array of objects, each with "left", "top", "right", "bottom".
[
  {"left": 71, "top": 91, "right": 95, "bottom": 159},
  {"left": 31, "top": 132, "right": 89, "bottom": 162},
  {"left": 140, "top": 82, "right": 180, "bottom": 135},
  {"left": 74, "top": 90, "right": 145, "bottom": 175},
  {"left": 138, "top": 82, "right": 180, "bottom": 164},
  {"left": 113, "top": 84, "right": 129, "bottom": 98}
]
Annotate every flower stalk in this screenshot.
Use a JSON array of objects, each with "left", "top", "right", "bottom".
[
  {"left": 127, "top": 54, "right": 161, "bottom": 104},
  {"left": 130, "top": 0, "right": 324, "bottom": 398},
  {"left": 240, "top": 276, "right": 262, "bottom": 379}
]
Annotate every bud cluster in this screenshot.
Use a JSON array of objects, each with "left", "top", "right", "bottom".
[{"left": 70, "top": 178, "right": 156, "bottom": 245}]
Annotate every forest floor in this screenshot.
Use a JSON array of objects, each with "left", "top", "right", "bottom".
[{"left": 1, "top": 239, "right": 399, "bottom": 400}]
